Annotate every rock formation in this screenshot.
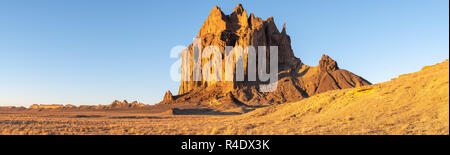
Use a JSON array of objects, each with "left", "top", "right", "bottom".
[
  {"left": 29, "top": 104, "right": 65, "bottom": 109},
  {"left": 161, "top": 4, "right": 371, "bottom": 107},
  {"left": 27, "top": 100, "right": 148, "bottom": 111},
  {"left": 161, "top": 91, "right": 175, "bottom": 104},
  {"left": 99, "top": 100, "right": 147, "bottom": 109}
]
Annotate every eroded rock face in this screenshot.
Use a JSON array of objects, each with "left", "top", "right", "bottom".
[
  {"left": 162, "top": 4, "right": 371, "bottom": 107},
  {"left": 319, "top": 54, "right": 339, "bottom": 72},
  {"left": 178, "top": 4, "right": 302, "bottom": 95}
]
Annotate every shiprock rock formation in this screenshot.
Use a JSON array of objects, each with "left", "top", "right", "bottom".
[{"left": 161, "top": 4, "right": 371, "bottom": 107}]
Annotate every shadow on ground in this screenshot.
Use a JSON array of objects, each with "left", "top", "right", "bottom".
[
  {"left": 171, "top": 108, "right": 243, "bottom": 115},
  {"left": 109, "top": 116, "right": 166, "bottom": 119}
]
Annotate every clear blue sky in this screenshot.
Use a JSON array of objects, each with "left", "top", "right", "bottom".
[{"left": 0, "top": 0, "right": 448, "bottom": 106}]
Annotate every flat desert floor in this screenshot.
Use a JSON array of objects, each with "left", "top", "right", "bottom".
[
  {"left": 0, "top": 110, "right": 240, "bottom": 135},
  {"left": 0, "top": 61, "right": 448, "bottom": 135}
]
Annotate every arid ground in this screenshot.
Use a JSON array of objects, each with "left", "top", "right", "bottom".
[{"left": 0, "top": 60, "right": 448, "bottom": 135}]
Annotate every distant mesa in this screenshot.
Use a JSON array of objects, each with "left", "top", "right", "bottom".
[
  {"left": 110, "top": 100, "right": 147, "bottom": 109},
  {"left": 0, "top": 106, "right": 26, "bottom": 111},
  {"left": 29, "top": 104, "right": 73, "bottom": 109},
  {"left": 25, "top": 100, "right": 148, "bottom": 111},
  {"left": 159, "top": 4, "right": 371, "bottom": 108}
]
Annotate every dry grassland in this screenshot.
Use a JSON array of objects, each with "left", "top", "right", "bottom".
[{"left": 0, "top": 61, "right": 448, "bottom": 135}]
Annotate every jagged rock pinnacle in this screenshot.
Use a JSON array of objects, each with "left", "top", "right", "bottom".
[
  {"left": 169, "top": 4, "right": 371, "bottom": 107},
  {"left": 281, "top": 23, "right": 287, "bottom": 35},
  {"left": 162, "top": 91, "right": 174, "bottom": 104},
  {"left": 232, "top": 3, "right": 244, "bottom": 14},
  {"left": 183, "top": 4, "right": 300, "bottom": 95},
  {"left": 319, "top": 54, "right": 339, "bottom": 72}
]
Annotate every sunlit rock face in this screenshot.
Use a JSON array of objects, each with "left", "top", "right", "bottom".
[
  {"left": 179, "top": 4, "right": 301, "bottom": 94},
  {"left": 164, "top": 4, "right": 371, "bottom": 107}
]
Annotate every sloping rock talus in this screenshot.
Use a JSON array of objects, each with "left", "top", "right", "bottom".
[
  {"left": 237, "top": 60, "right": 449, "bottom": 134},
  {"left": 161, "top": 4, "right": 371, "bottom": 107}
]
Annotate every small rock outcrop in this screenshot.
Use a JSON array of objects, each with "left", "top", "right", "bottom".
[
  {"left": 161, "top": 91, "right": 175, "bottom": 104},
  {"left": 319, "top": 54, "right": 339, "bottom": 72}
]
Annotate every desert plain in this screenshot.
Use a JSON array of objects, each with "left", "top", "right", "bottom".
[{"left": 0, "top": 60, "right": 448, "bottom": 135}]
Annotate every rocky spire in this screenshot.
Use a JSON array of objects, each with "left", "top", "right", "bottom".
[
  {"left": 211, "top": 5, "right": 224, "bottom": 16},
  {"left": 319, "top": 54, "right": 339, "bottom": 72},
  {"left": 232, "top": 3, "right": 244, "bottom": 14},
  {"left": 230, "top": 3, "right": 249, "bottom": 29},
  {"left": 180, "top": 4, "right": 301, "bottom": 95},
  {"left": 281, "top": 23, "right": 287, "bottom": 35},
  {"left": 248, "top": 13, "right": 263, "bottom": 29},
  {"left": 198, "top": 6, "right": 227, "bottom": 37},
  {"left": 162, "top": 91, "right": 174, "bottom": 103}
]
